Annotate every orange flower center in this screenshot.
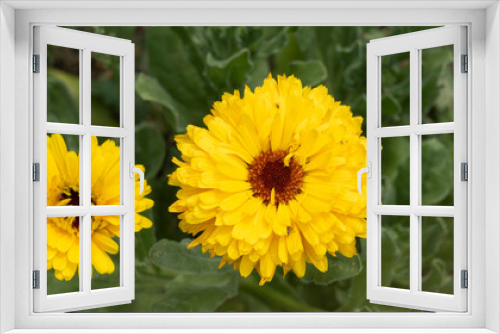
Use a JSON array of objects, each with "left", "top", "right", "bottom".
[
  {"left": 58, "top": 187, "right": 98, "bottom": 231},
  {"left": 248, "top": 150, "right": 304, "bottom": 205}
]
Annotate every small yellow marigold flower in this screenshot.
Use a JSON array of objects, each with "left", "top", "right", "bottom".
[
  {"left": 168, "top": 74, "right": 366, "bottom": 285},
  {"left": 47, "top": 134, "right": 154, "bottom": 281}
]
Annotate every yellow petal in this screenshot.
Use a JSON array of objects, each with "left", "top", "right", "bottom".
[
  {"left": 92, "top": 232, "right": 119, "bottom": 254},
  {"left": 239, "top": 255, "right": 254, "bottom": 277},
  {"left": 278, "top": 236, "right": 289, "bottom": 264},
  {"left": 220, "top": 191, "right": 251, "bottom": 211},
  {"left": 91, "top": 240, "right": 115, "bottom": 274}
]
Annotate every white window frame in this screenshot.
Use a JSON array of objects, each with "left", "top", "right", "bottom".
[{"left": 0, "top": 1, "right": 499, "bottom": 333}]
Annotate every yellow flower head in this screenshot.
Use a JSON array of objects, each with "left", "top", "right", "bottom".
[
  {"left": 169, "top": 74, "right": 366, "bottom": 285},
  {"left": 47, "top": 134, "right": 154, "bottom": 281}
]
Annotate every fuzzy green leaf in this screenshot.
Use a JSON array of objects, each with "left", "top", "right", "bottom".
[
  {"left": 135, "top": 122, "right": 166, "bottom": 179},
  {"left": 135, "top": 73, "right": 189, "bottom": 133},
  {"left": 288, "top": 60, "right": 328, "bottom": 87},
  {"left": 152, "top": 273, "right": 239, "bottom": 312},
  {"left": 300, "top": 253, "right": 362, "bottom": 285},
  {"left": 205, "top": 49, "right": 251, "bottom": 91},
  {"left": 149, "top": 239, "right": 233, "bottom": 275}
]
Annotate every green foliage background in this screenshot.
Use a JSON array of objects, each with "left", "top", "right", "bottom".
[{"left": 47, "top": 26, "right": 455, "bottom": 312}]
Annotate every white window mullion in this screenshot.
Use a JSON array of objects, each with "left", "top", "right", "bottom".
[
  {"left": 372, "top": 123, "right": 454, "bottom": 138},
  {"left": 372, "top": 205, "right": 455, "bottom": 217},
  {"left": 46, "top": 123, "right": 131, "bottom": 138},
  {"left": 90, "top": 126, "right": 130, "bottom": 138},
  {"left": 412, "top": 122, "right": 454, "bottom": 135},
  {"left": 81, "top": 47, "right": 92, "bottom": 296}
]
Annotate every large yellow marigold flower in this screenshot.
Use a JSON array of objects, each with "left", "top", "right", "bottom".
[
  {"left": 47, "top": 134, "right": 154, "bottom": 281},
  {"left": 169, "top": 74, "right": 366, "bottom": 285}
]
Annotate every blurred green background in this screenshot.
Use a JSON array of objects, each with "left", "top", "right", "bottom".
[{"left": 46, "top": 26, "right": 455, "bottom": 312}]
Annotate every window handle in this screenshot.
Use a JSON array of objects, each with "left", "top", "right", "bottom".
[
  {"left": 357, "top": 162, "right": 371, "bottom": 195},
  {"left": 130, "top": 162, "right": 145, "bottom": 195}
]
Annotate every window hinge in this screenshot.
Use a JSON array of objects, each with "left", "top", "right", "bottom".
[
  {"left": 461, "top": 54, "right": 468, "bottom": 73},
  {"left": 33, "top": 163, "right": 40, "bottom": 182},
  {"left": 461, "top": 270, "right": 468, "bottom": 289},
  {"left": 33, "top": 54, "right": 40, "bottom": 73},
  {"left": 33, "top": 270, "right": 40, "bottom": 289},
  {"left": 461, "top": 162, "right": 468, "bottom": 181}
]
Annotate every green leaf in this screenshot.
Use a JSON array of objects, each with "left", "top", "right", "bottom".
[
  {"left": 149, "top": 163, "right": 187, "bottom": 241},
  {"left": 421, "top": 137, "right": 453, "bottom": 204},
  {"left": 380, "top": 228, "right": 400, "bottom": 287},
  {"left": 257, "top": 27, "right": 291, "bottom": 58},
  {"left": 205, "top": 49, "right": 252, "bottom": 91},
  {"left": 152, "top": 272, "right": 238, "bottom": 312},
  {"left": 421, "top": 217, "right": 447, "bottom": 264},
  {"left": 246, "top": 57, "right": 270, "bottom": 89},
  {"left": 381, "top": 137, "right": 410, "bottom": 181},
  {"left": 46, "top": 270, "right": 79, "bottom": 295},
  {"left": 146, "top": 27, "right": 211, "bottom": 112},
  {"left": 234, "top": 291, "right": 273, "bottom": 312},
  {"left": 381, "top": 93, "right": 402, "bottom": 120},
  {"left": 47, "top": 68, "right": 79, "bottom": 124},
  {"left": 300, "top": 253, "right": 362, "bottom": 285},
  {"left": 135, "top": 122, "right": 166, "bottom": 179},
  {"left": 135, "top": 214, "right": 156, "bottom": 262},
  {"left": 288, "top": 60, "right": 328, "bottom": 87},
  {"left": 149, "top": 239, "right": 240, "bottom": 312},
  {"left": 334, "top": 239, "right": 368, "bottom": 312},
  {"left": 273, "top": 33, "right": 304, "bottom": 76},
  {"left": 422, "top": 258, "right": 453, "bottom": 294},
  {"left": 235, "top": 27, "right": 264, "bottom": 52},
  {"left": 149, "top": 239, "right": 233, "bottom": 275},
  {"left": 135, "top": 73, "right": 188, "bottom": 133}
]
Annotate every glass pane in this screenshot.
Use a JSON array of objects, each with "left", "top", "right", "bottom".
[
  {"left": 381, "top": 136, "right": 410, "bottom": 205},
  {"left": 421, "top": 134, "right": 454, "bottom": 206},
  {"left": 91, "top": 52, "right": 121, "bottom": 127},
  {"left": 47, "top": 45, "right": 80, "bottom": 124},
  {"left": 381, "top": 215, "right": 410, "bottom": 290},
  {"left": 47, "top": 216, "right": 80, "bottom": 295},
  {"left": 421, "top": 217, "right": 454, "bottom": 294},
  {"left": 421, "top": 45, "right": 454, "bottom": 124},
  {"left": 47, "top": 133, "right": 80, "bottom": 207},
  {"left": 91, "top": 137, "right": 121, "bottom": 206},
  {"left": 91, "top": 215, "right": 121, "bottom": 289},
  {"left": 381, "top": 52, "right": 410, "bottom": 127}
]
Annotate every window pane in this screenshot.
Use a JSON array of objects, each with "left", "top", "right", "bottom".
[
  {"left": 381, "top": 215, "right": 410, "bottom": 290},
  {"left": 381, "top": 52, "right": 410, "bottom": 127},
  {"left": 381, "top": 136, "right": 410, "bottom": 205},
  {"left": 91, "top": 137, "right": 121, "bottom": 206},
  {"left": 47, "top": 45, "right": 80, "bottom": 124},
  {"left": 421, "top": 217, "right": 454, "bottom": 294},
  {"left": 91, "top": 52, "right": 121, "bottom": 127},
  {"left": 421, "top": 45, "right": 454, "bottom": 124},
  {"left": 91, "top": 215, "right": 121, "bottom": 289},
  {"left": 421, "top": 134, "right": 454, "bottom": 206},
  {"left": 47, "top": 133, "right": 80, "bottom": 207},
  {"left": 47, "top": 216, "right": 80, "bottom": 295}
]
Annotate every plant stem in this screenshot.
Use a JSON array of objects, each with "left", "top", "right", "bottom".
[{"left": 240, "top": 280, "right": 325, "bottom": 312}]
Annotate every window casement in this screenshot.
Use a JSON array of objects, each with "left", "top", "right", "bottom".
[
  {"left": 363, "top": 26, "right": 468, "bottom": 312},
  {"left": 33, "top": 26, "right": 138, "bottom": 312},
  {"left": 2, "top": 3, "right": 497, "bottom": 333}
]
